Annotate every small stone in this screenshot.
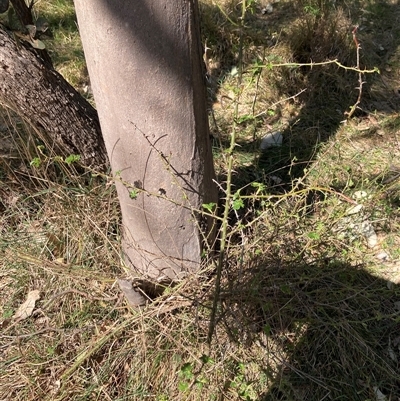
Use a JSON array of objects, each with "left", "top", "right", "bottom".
[
  {"left": 353, "top": 190, "right": 369, "bottom": 200},
  {"left": 270, "top": 175, "right": 283, "bottom": 184},
  {"left": 261, "top": 4, "right": 274, "bottom": 14},
  {"left": 346, "top": 204, "right": 363, "bottom": 215},
  {"left": 361, "top": 221, "right": 378, "bottom": 248},
  {"left": 376, "top": 251, "right": 389, "bottom": 261},
  {"left": 260, "top": 131, "right": 282, "bottom": 150}
]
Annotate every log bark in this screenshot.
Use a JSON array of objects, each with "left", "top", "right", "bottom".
[
  {"left": 9, "top": 0, "right": 32, "bottom": 24},
  {"left": 0, "top": 25, "right": 108, "bottom": 170},
  {"left": 74, "top": 0, "right": 218, "bottom": 281}
]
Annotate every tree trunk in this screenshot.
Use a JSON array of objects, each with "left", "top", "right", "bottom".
[
  {"left": 0, "top": 26, "right": 108, "bottom": 170},
  {"left": 74, "top": 0, "right": 218, "bottom": 281}
]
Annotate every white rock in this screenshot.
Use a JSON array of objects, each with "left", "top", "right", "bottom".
[
  {"left": 346, "top": 204, "right": 363, "bottom": 215},
  {"left": 361, "top": 221, "right": 378, "bottom": 248},
  {"left": 262, "top": 4, "right": 274, "bottom": 14},
  {"left": 376, "top": 251, "right": 389, "bottom": 261},
  {"left": 353, "top": 190, "right": 369, "bottom": 200},
  {"left": 373, "top": 387, "right": 388, "bottom": 401},
  {"left": 270, "top": 175, "right": 283, "bottom": 184},
  {"left": 260, "top": 132, "right": 283, "bottom": 150},
  {"left": 230, "top": 66, "right": 238, "bottom": 77}
]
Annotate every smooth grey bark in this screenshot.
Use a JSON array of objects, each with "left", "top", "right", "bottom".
[
  {"left": 74, "top": 0, "right": 217, "bottom": 281},
  {"left": 0, "top": 26, "right": 108, "bottom": 170}
]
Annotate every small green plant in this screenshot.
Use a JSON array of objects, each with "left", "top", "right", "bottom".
[
  {"left": 230, "top": 363, "right": 257, "bottom": 401},
  {"left": 307, "top": 231, "right": 320, "bottom": 240},
  {"left": 202, "top": 202, "right": 217, "bottom": 213},
  {"left": 64, "top": 154, "right": 81, "bottom": 164},
  {"left": 304, "top": 5, "right": 320, "bottom": 16},
  {"left": 232, "top": 190, "right": 245, "bottom": 211},
  {"left": 177, "top": 358, "right": 213, "bottom": 393},
  {"left": 177, "top": 362, "right": 194, "bottom": 392},
  {"left": 29, "top": 157, "right": 41, "bottom": 167},
  {"left": 129, "top": 189, "right": 138, "bottom": 199}
]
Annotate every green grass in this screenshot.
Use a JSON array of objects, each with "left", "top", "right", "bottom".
[
  {"left": 35, "top": 0, "right": 88, "bottom": 87},
  {"left": 1, "top": 0, "right": 400, "bottom": 400}
]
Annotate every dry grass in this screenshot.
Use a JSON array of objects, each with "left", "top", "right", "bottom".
[{"left": 1, "top": 0, "right": 400, "bottom": 400}]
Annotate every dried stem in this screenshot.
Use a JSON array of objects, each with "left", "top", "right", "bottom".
[{"left": 345, "top": 26, "right": 365, "bottom": 118}]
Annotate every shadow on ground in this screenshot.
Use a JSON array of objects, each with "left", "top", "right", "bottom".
[
  {"left": 202, "top": 0, "right": 400, "bottom": 188},
  {"left": 218, "top": 255, "right": 400, "bottom": 400}
]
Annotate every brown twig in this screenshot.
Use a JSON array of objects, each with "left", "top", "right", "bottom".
[{"left": 345, "top": 26, "right": 364, "bottom": 119}]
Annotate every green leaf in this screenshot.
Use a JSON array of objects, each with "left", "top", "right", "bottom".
[
  {"left": 251, "top": 182, "right": 266, "bottom": 193},
  {"left": 178, "top": 382, "right": 189, "bottom": 392},
  {"left": 30, "top": 157, "right": 41, "bottom": 167},
  {"left": 200, "top": 354, "right": 214, "bottom": 364},
  {"left": 65, "top": 154, "right": 81, "bottom": 165},
  {"left": 280, "top": 284, "right": 291, "bottom": 294},
  {"left": 232, "top": 198, "right": 244, "bottom": 210},
  {"left": 232, "top": 190, "right": 244, "bottom": 211},
  {"left": 202, "top": 202, "right": 216, "bottom": 213},
  {"left": 129, "top": 189, "right": 138, "bottom": 199},
  {"left": 307, "top": 232, "right": 320, "bottom": 240},
  {"left": 263, "top": 323, "right": 271, "bottom": 336},
  {"left": 236, "top": 114, "right": 254, "bottom": 124},
  {"left": 180, "top": 362, "right": 193, "bottom": 379}
]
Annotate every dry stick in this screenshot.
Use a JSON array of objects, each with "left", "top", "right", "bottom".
[
  {"left": 251, "top": 47, "right": 265, "bottom": 141},
  {"left": 254, "top": 88, "right": 307, "bottom": 119},
  {"left": 345, "top": 26, "right": 364, "bottom": 119},
  {"left": 239, "top": 186, "right": 358, "bottom": 205},
  {"left": 0, "top": 328, "right": 64, "bottom": 349},
  {"left": 259, "top": 59, "right": 378, "bottom": 74},
  {"left": 207, "top": 0, "right": 247, "bottom": 345},
  {"left": 223, "top": 184, "right": 359, "bottom": 252}
]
